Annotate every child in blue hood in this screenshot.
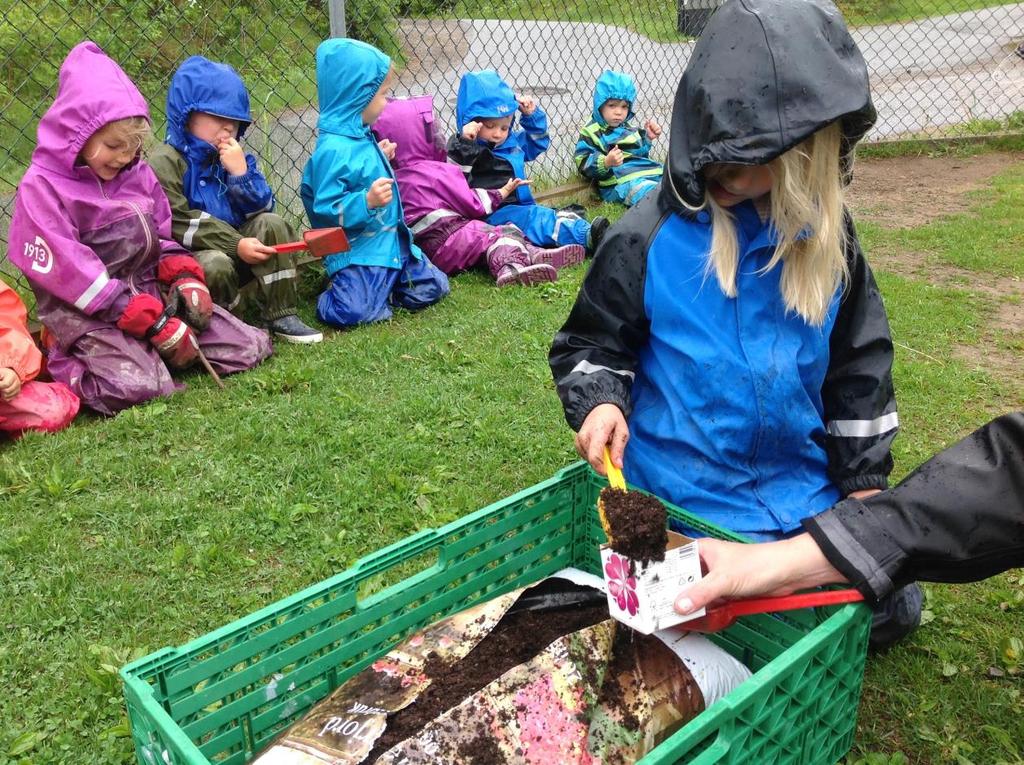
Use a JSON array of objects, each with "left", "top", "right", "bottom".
[
  {"left": 301, "top": 39, "right": 449, "bottom": 327},
  {"left": 447, "top": 70, "right": 609, "bottom": 253},
  {"left": 551, "top": 0, "right": 921, "bottom": 648},
  {"left": 575, "top": 71, "right": 663, "bottom": 207},
  {"left": 149, "top": 56, "right": 322, "bottom": 344}
]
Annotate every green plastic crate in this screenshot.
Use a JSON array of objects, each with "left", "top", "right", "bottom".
[{"left": 120, "top": 463, "right": 870, "bottom": 765}]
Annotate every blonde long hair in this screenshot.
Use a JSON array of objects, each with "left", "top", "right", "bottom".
[{"left": 705, "top": 122, "right": 850, "bottom": 326}]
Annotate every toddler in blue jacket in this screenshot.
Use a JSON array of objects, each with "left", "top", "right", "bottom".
[
  {"left": 447, "top": 70, "right": 608, "bottom": 253},
  {"left": 149, "top": 56, "right": 322, "bottom": 343},
  {"left": 301, "top": 39, "right": 449, "bottom": 327}
]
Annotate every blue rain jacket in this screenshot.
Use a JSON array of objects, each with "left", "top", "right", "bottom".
[
  {"left": 575, "top": 71, "right": 662, "bottom": 191},
  {"left": 448, "top": 70, "right": 549, "bottom": 205},
  {"left": 164, "top": 56, "right": 274, "bottom": 229},
  {"left": 551, "top": 0, "right": 896, "bottom": 537},
  {"left": 301, "top": 39, "right": 423, "bottom": 276}
]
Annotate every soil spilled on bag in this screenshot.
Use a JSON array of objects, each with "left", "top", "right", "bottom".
[
  {"left": 367, "top": 602, "right": 609, "bottom": 761},
  {"left": 600, "top": 486, "right": 668, "bottom": 566}
]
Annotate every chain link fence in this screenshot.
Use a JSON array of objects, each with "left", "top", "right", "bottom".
[{"left": 2, "top": 0, "right": 1023, "bottom": 306}]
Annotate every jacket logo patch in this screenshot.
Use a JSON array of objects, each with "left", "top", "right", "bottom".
[{"left": 25, "top": 236, "right": 53, "bottom": 275}]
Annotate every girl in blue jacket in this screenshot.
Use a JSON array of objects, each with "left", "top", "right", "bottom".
[
  {"left": 549, "top": 0, "right": 920, "bottom": 648},
  {"left": 302, "top": 39, "right": 449, "bottom": 327}
]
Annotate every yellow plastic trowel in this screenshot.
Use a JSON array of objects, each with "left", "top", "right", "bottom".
[{"left": 598, "top": 446, "right": 626, "bottom": 539}]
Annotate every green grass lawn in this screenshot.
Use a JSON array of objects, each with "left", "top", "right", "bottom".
[{"left": 1, "top": 161, "right": 1023, "bottom": 763}]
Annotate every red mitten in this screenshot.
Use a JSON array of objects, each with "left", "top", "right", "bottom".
[
  {"left": 149, "top": 316, "right": 199, "bottom": 369},
  {"left": 117, "top": 293, "right": 199, "bottom": 369},
  {"left": 117, "top": 293, "right": 164, "bottom": 339},
  {"left": 158, "top": 255, "right": 212, "bottom": 331},
  {"left": 157, "top": 254, "right": 206, "bottom": 285}
]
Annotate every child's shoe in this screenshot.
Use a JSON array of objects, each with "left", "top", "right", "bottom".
[
  {"left": 496, "top": 263, "right": 558, "bottom": 287},
  {"left": 268, "top": 314, "right": 324, "bottom": 344},
  {"left": 527, "top": 243, "right": 586, "bottom": 271},
  {"left": 587, "top": 216, "right": 610, "bottom": 255}
]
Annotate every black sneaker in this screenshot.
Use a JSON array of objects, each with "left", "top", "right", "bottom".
[
  {"left": 268, "top": 314, "right": 324, "bottom": 344},
  {"left": 587, "top": 216, "right": 610, "bottom": 254},
  {"left": 558, "top": 203, "right": 588, "bottom": 217}
]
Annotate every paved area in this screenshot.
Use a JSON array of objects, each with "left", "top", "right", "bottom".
[
  {"left": 2, "top": 5, "right": 1023, "bottom": 250},
  {"left": 254, "top": 4, "right": 1024, "bottom": 217}
]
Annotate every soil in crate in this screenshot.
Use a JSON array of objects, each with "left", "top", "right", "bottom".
[
  {"left": 599, "top": 486, "right": 668, "bottom": 565},
  {"left": 367, "top": 601, "right": 609, "bottom": 761}
]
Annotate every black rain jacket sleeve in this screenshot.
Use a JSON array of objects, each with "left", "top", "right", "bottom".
[
  {"left": 445, "top": 134, "right": 514, "bottom": 190},
  {"left": 549, "top": 192, "right": 666, "bottom": 431},
  {"left": 822, "top": 216, "right": 898, "bottom": 495},
  {"left": 804, "top": 412, "right": 1024, "bottom": 604}
]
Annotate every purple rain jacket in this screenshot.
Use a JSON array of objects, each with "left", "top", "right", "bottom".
[
  {"left": 373, "top": 96, "right": 505, "bottom": 272},
  {"left": 8, "top": 41, "right": 198, "bottom": 351}
]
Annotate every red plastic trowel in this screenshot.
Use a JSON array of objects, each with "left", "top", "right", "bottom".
[
  {"left": 271, "top": 227, "right": 350, "bottom": 257},
  {"left": 680, "top": 589, "right": 865, "bottom": 633}
]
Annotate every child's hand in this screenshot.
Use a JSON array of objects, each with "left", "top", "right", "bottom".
[
  {"left": 605, "top": 146, "right": 625, "bottom": 168},
  {"left": 516, "top": 95, "right": 537, "bottom": 116},
  {"left": 237, "top": 237, "right": 276, "bottom": 265},
  {"left": 498, "top": 177, "right": 532, "bottom": 200},
  {"left": 0, "top": 367, "right": 22, "bottom": 401},
  {"left": 377, "top": 139, "right": 397, "bottom": 161},
  {"left": 462, "top": 121, "right": 483, "bottom": 140},
  {"left": 217, "top": 137, "right": 248, "bottom": 176},
  {"left": 366, "top": 178, "right": 394, "bottom": 209},
  {"left": 644, "top": 119, "right": 662, "bottom": 140},
  {"left": 576, "top": 403, "right": 629, "bottom": 476}
]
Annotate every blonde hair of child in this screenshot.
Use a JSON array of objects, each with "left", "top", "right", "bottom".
[
  {"left": 84, "top": 116, "right": 151, "bottom": 160},
  {"left": 705, "top": 121, "right": 850, "bottom": 326}
]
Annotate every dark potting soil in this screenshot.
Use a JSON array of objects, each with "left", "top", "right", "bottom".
[
  {"left": 366, "top": 603, "right": 610, "bottom": 762},
  {"left": 600, "top": 486, "right": 668, "bottom": 565}
]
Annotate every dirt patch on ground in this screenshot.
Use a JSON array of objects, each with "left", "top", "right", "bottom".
[
  {"left": 848, "top": 152, "right": 1024, "bottom": 393},
  {"left": 847, "top": 151, "right": 1023, "bottom": 229}
]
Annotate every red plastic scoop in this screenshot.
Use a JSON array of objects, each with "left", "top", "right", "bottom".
[
  {"left": 271, "top": 227, "right": 350, "bottom": 257},
  {"left": 679, "top": 589, "right": 865, "bottom": 633}
]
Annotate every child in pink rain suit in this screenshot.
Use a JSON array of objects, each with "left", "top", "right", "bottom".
[
  {"left": 0, "top": 278, "right": 79, "bottom": 435},
  {"left": 7, "top": 42, "right": 271, "bottom": 416},
  {"left": 372, "top": 96, "right": 585, "bottom": 286}
]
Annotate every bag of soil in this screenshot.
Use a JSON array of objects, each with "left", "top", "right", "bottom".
[{"left": 254, "top": 569, "right": 750, "bottom": 765}]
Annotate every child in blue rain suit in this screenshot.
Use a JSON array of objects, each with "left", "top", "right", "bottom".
[
  {"left": 447, "top": 70, "right": 608, "bottom": 253},
  {"left": 575, "top": 70, "right": 664, "bottom": 207},
  {"left": 301, "top": 39, "right": 449, "bottom": 327}
]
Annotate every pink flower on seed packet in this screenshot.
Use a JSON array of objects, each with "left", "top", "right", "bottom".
[{"left": 605, "top": 554, "right": 639, "bottom": 615}]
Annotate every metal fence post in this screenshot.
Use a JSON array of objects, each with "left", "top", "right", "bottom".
[{"left": 328, "top": 0, "right": 347, "bottom": 38}]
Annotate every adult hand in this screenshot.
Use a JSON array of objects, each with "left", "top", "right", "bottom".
[
  {"left": 848, "top": 488, "right": 882, "bottom": 500},
  {"left": 237, "top": 237, "right": 276, "bottom": 265},
  {"left": 516, "top": 95, "right": 537, "bottom": 116},
  {"left": 378, "top": 139, "right": 397, "bottom": 161},
  {"left": 673, "top": 534, "right": 848, "bottom": 615},
  {"left": 576, "top": 403, "right": 628, "bottom": 475},
  {"left": 498, "top": 177, "right": 532, "bottom": 199},
  {"left": 462, "top": 121, "right": 483, "bottom": 140},
  {"left": 644, "top": 119, "right": 662, "bottom": 140},
  {"left": 605, "top": 146, "right": 625, "bottom": 168},
  {"left": 217, "top": 137, "right": 248, "bottom": 176},
  {"left": 366, "top": 178, "right": 394, "bottom": 209},
  {"left": 0, "top": 367, "right": 22, "bottom": 401}
]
